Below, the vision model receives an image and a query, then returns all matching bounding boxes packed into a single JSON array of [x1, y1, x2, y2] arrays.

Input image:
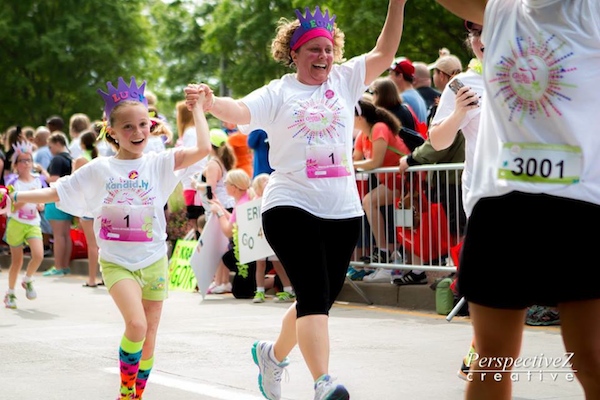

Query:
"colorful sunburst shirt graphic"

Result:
[[490, 33, 577, 123], [289, 94, 345, 144]]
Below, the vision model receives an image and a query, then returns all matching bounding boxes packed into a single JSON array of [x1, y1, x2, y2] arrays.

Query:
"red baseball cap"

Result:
[[389, 57, 415, 77]]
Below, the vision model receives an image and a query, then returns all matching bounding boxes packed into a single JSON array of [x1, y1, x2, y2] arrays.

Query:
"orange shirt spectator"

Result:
[[227, 129, 253, 178]]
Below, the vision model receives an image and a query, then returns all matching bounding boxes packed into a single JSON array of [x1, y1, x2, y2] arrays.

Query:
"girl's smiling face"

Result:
[[109, 103, 151, 160]]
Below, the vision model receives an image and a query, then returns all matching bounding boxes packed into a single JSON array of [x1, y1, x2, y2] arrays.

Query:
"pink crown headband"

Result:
[[97, 76, 148, 125], [290, 6, 336, 51], [11, 140, 33, 165]]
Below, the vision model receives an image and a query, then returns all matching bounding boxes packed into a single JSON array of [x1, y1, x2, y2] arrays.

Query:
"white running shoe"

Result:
[[251, 340, 289, 400]]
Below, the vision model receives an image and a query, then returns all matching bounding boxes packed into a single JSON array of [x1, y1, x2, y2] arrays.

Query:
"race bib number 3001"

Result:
[[498, 142, 582, 184]]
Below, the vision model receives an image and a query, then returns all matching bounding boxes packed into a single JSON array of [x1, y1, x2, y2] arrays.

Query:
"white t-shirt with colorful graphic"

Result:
[[242, 55, 368, 219], [466, 0, 600, 215], [10, 178, 43, 226], [54, 151, 180, 271]]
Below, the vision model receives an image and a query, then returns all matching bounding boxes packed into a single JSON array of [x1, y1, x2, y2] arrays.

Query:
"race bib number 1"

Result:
[[306, 144, 351, 179], [498, 142, 582, 184], [99, 205, 154, 242]]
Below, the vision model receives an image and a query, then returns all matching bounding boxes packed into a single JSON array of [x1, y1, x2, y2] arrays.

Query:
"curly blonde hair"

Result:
[[270, 17, 345, 67]]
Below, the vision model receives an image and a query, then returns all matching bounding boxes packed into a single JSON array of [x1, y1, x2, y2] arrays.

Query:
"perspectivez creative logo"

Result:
[[465, 352, 577, 382]]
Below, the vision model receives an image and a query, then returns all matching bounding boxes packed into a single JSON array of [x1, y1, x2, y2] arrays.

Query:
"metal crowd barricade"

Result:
[[351, 163, 465, 276]]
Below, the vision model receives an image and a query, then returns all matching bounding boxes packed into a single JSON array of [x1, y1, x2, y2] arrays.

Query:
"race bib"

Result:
[[17, 204, 37, 221], [99, 204, 154, 242], [306, 144, 351, 179], [498, 143, 582, 184]]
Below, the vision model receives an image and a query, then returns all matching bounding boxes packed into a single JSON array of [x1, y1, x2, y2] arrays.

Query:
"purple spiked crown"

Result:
[[97, 76, 148, 123], [290, 6, 336, 51], [10, 140, 34, 165]]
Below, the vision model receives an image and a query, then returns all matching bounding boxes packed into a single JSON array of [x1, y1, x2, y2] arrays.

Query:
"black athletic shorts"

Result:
[[459, 191, 600, 309]]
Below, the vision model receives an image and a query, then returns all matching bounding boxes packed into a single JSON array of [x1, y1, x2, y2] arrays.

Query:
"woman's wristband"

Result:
[[12, 191, 18, 203]]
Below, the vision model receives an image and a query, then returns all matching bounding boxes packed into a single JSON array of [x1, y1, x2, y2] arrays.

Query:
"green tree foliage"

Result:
[[332, 0, 470, 64], [200, 0, 293, 97], [0, 0, 155, 132], [0, 0, 471, 134]]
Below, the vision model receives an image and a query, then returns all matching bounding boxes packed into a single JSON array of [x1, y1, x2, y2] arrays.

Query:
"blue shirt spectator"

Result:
[[247, 129, 274, 177]]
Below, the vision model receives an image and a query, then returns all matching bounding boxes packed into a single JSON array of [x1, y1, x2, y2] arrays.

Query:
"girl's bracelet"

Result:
[[12, 191, 18, 203]]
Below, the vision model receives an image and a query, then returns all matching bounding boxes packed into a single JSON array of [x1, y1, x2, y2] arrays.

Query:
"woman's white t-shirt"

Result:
[[242, 55, 368, 219]]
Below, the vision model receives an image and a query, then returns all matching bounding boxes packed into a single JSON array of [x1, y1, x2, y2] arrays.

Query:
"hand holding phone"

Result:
[[449, 79, 478, 106]]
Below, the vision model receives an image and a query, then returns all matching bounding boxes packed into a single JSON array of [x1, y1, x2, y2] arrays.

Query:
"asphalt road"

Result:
[[0, 272, 583, 400]]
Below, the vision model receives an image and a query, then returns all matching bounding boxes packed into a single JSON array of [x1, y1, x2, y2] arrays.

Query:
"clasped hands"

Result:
[[184, 83, 213, 112]]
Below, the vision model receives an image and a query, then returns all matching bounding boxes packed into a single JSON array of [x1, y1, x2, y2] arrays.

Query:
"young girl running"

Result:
[[2, 77, 210, 399], [3, 141, 45, 309]]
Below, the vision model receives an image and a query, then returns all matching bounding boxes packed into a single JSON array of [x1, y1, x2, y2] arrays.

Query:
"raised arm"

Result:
[[175, 86, 212, 170], [435, 0, 486, 25], [364, 0, 408, 85]]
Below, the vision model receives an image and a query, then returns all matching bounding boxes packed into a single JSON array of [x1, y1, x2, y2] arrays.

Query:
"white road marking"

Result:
[[104, 368, 264, 400]]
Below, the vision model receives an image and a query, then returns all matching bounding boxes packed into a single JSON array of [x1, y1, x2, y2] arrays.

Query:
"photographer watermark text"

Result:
[[465, 352, 577, 382]]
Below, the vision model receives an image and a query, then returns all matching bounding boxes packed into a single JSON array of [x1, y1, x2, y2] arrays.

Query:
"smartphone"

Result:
[[206, 185, 213, 200], [449, 79, 478, 106]]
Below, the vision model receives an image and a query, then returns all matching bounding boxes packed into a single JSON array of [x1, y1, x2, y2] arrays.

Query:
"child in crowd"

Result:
[[250, 173, 295, 304], [3, 141, 45, 309], [1, 77, 211, 399]]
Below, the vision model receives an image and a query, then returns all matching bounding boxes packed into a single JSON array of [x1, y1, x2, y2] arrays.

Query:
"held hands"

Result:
[[184, 84, 213, 112]]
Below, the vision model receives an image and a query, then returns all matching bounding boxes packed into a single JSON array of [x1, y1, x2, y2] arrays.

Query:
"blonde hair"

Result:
[[270, 17, 345, 67], [251, 173, 270, 198], [225, 169, 252, 191]]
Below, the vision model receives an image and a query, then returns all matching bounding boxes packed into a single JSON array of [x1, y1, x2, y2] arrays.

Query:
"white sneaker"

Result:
[[362, 268, 392, 283], [314, 375, 349, 400], [251, 340, 289, 400], [21, 279, 37, 300], [211, 282, 232, 294], [206, 282, 217, 294]]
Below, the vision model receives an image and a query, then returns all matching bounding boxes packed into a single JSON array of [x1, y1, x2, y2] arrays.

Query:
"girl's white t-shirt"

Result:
[[10, 178, 43, 225], [54, 151, 180, 271]]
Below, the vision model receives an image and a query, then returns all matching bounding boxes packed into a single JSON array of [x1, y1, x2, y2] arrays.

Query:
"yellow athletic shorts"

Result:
[[100, 256, 169, 301], [5, 218, 42, 247]]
